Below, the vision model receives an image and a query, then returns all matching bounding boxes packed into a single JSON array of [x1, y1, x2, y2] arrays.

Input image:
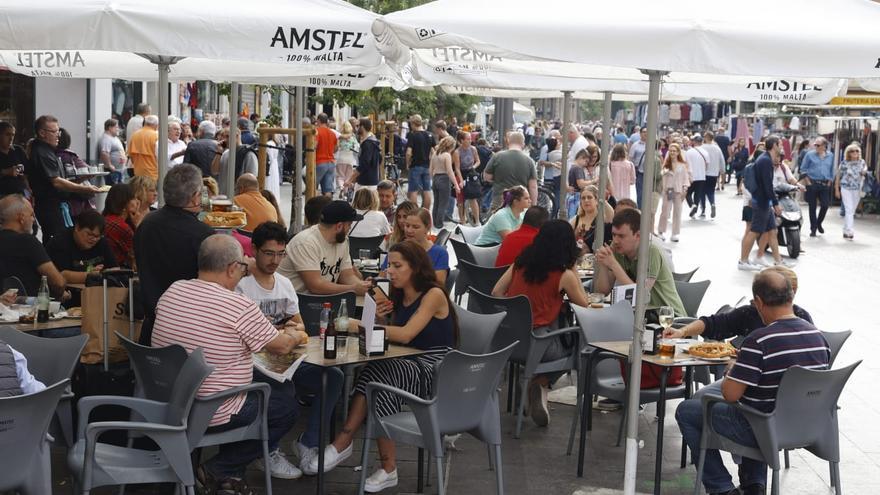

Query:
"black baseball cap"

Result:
[[320, 200, 364, 224]]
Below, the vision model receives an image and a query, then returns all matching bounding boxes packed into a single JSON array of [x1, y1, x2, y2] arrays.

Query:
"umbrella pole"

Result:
[[594, 91, 613, 250], [157, 62, 169, 206], [559, 91, 572, 219], [227, 82, 239, 198], [622, 70, 665, 495], [293, 86, 305, 232]]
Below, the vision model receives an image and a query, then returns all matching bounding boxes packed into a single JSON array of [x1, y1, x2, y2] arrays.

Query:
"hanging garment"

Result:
[[659, 104, 670, 124], [690, 103, 703, 123], [669, 104, 681, 121], [753, 119, 764, 144], [680, 103, 691, 121]]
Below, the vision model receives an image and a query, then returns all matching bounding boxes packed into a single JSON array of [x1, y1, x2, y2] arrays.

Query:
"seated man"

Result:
[[377, 180, 397, 225], [151, 234, 304, 491], [235, 221, 344, 475], [0, 194, 66, 299], [233, 173, 278, 232], [495, 206, 549, 267], [675, 270, 830, 495], [594, 208, 685, 316], [0, 338, 46, 396], [277, 200, 372, 296], [46, 210, 118, 306], [614, 198, 674, 272]]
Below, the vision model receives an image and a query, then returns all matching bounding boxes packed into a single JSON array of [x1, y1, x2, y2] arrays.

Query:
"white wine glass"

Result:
[[658, 306, 675, 332]]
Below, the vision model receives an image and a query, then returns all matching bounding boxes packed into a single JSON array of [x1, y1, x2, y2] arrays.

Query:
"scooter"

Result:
[[775, 183, 803, 258]]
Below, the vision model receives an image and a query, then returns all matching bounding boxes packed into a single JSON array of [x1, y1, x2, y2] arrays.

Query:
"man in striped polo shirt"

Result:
[[676, 269, 830, 495], [152, 234, 305, 493]]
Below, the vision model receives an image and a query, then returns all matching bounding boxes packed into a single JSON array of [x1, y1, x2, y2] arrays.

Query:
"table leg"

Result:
[[653, 367, 670, 495], [577, 352, 593, 477], [316, 368, 327, 495], [681, 367, 694, 469]]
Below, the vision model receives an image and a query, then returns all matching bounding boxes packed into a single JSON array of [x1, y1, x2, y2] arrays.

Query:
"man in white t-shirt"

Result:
[[277, 201, 373, 295], [97, 118, 126, 184], [164, 121, 188, 167], [685, 134, 710, 218], [235, 221, 345, 475]]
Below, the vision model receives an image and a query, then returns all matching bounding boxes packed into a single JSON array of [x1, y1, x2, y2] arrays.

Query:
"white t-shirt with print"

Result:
[[235, 273, 300, 325], [277, 225, 352, 293]]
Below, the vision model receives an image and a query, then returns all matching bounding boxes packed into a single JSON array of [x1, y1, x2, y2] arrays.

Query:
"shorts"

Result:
[[741, 205, 752, 222], [408, 166, 432, 193], [750, 204, 776, 234], [316, 162, 336, 194]]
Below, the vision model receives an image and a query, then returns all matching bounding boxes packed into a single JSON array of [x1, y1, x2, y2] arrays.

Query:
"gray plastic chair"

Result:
[[297, 291, 357, 336], [455, 224, 484, 244], [68, 348, 213, 494], [434, 228, 451, 247], [695, 361, 862, 495], [673, 279, 711, 325], [672, 267, 699, 282], [458, 260, 509, 302], [358, 344, 517, 495], [469, 244, 502, 267], [348, 235, 386, 261], [0, 379, 69, 495], [467, 289, 581, 438], [0, 326, 87, 448], [449, 237, 476, 265], [454, 304, 507, 354], [117, 334, 275, 495]]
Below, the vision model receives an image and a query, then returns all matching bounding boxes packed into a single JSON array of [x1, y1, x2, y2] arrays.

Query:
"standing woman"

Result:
[[336, 121, 360, 197], [609, 143, 636, 200], [429, 136, 459, 230], [453, 130, 481, 226], [474, 185, 530, 246], [835, 143, 867, 240], [730, 137, 749, 195], [324, 241, 458, 492], [570, 185, 614, 254], [658, 143, 691, 242]]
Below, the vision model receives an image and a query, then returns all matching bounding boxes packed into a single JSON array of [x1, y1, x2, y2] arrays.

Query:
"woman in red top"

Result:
[[102, 183, 142, 268], [492, 219, 590, 427]]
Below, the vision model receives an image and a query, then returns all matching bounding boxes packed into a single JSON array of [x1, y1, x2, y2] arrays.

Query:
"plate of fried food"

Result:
[[203, 211, 247, 229], [685, 341, 737, 361]]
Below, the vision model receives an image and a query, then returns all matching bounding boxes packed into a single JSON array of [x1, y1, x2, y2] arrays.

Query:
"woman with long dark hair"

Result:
[[322, 240, 458, 492], [492, 220, 589, 427], [570, 185, 614, 253], [102, 183, 140, 267]]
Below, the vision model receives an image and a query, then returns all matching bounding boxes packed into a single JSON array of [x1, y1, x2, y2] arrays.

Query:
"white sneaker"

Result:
[[294, 438, 318, 475], [364, 468, 399, 493], [308, 442, 352, 474], [253, 449, 303, 479], [670, 235, 679, 242], [751, 257, 770, 267], [737, 260, 760, 271], [774, 259, 795, 267], [658, 233, 666, 241]]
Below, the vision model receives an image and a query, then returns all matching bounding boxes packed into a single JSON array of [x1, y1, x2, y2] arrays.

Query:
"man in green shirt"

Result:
[[483, 131, 538, 211], [594, 208, 686, 316]]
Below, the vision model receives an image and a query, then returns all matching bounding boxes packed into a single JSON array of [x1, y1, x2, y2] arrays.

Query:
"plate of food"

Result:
[[685, 341, 737, 361], [66, 307, 83, 319], [96, 185, 112, 193], [203, 211, 247, 229]]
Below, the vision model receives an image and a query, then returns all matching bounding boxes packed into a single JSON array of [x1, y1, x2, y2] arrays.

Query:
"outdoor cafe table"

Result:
[[578, 340, 731, 495], [11, 317, 81, 336], [301, 335, 429, 495]]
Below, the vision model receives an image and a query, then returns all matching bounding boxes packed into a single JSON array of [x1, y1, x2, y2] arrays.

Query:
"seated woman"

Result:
[[474, 185, 530, 246], [570, 185, 614, 254], [102, 183, 142, 268], [492, 220, 589, 427], [350, 188, 392, 239], [129, 175, 158, 216], [323, 240, 458, 492], [380, 208, 449, 285], [382, 200, 417, 251]]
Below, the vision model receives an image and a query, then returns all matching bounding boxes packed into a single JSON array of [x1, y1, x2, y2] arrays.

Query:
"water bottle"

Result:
[[335, 299, 349, 354], [319, 302, 331, 342], [36, 275, 50, 323]]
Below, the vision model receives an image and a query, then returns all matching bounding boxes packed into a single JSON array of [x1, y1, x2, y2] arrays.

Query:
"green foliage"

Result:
[[347, 0, 431, 14]]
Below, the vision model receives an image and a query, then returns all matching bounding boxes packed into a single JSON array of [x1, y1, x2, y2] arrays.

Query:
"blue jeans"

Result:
[[635, 170, 644, 209], [316, 161, 336, 194], [547, 175, 561, 219], [106, 171, 124, 185], [676, 396, 767, 493], [481, 184, 493, 214], [705, 175, 718, 206], [408, 166, 432, 193], [292, 363, 344, 449]]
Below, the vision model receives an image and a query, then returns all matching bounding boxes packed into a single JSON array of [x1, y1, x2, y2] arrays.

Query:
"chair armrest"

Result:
[[85, 421, 185, 444], [531, 325, 581, 341], [197, 382, 270, 403], [81, 421, 192, 484], [76, 396, 168, 439], [365, 382, 434, 408], [700, 392, 778, 464], [188, 382, 272, 446]]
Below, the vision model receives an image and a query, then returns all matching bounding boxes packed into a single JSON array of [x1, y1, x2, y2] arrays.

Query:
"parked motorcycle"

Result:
[[775, 183, 803, 258]]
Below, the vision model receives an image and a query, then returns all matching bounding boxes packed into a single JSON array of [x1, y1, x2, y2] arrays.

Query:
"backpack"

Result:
[[743, 161, 759, 196]]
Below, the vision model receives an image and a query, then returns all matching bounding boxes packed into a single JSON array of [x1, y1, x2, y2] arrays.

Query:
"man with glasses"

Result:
[[46, 209, 117, 306], [235, 221, 344, 477], [26, 115, 99, 243], [799, 137, 834, 237]]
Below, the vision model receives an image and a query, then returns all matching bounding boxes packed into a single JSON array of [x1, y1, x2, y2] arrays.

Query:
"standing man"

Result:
[[26, 115, 98, 243], [314, 113, 338, 198], [405, 115, 436, 210], [344, 118, 381, 191], [628, 127, 648, 208], [239, 117, 256, 146], [739, 136, 786, 270], [129, 115, 159, 180], [685, 134, 709, 218], [799, 137, 834, 237], [134, 163, 214, 345], [483, 131, 538, 212], [714, 127, 731, 185], [164, 121, 187, 168], [125, 103, 151, 179], [703, 131, 726, 219], [97, 119, 126, 185], [184, 120, 219, 178], [0, 122, 29, 197]]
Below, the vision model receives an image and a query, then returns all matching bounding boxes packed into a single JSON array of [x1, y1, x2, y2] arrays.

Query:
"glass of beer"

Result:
[[658, 339, 676, 359], [589, 293, 604, 308]]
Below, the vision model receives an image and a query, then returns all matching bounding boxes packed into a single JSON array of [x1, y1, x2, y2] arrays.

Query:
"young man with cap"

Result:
[[277, 200, 373, 295]]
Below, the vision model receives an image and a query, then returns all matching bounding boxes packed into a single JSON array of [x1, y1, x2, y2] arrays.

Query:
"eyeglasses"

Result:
[[231, 261, 249, 276], [41, 128, 60, 134], [259, 249, 286, 259]]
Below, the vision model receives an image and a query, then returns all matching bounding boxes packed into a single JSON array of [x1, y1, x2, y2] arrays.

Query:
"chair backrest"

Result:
[[448, 237, 475, 265], [434, 228, 451, 247], [674, 279, 711, 317], [456, 224, 483, 244], [0, 379, 69, 491], [458, 260, 508, 298], [162, 348, 213, 426], [773, 361, 861, 448], [672, 267, 699, 282], [469, 244, 501, 267], [0, 326, 87, 385], [434, 343, 517, 435], [296, 292, 357, 336], [466, 289, 532, 363], [822, 330, 852, 367], [445, 268, 459, 295], [118, 332, 190, 402], [571, 302, 635, 344], [348, 235, 386, 260], [454, 305, 507, 354]]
